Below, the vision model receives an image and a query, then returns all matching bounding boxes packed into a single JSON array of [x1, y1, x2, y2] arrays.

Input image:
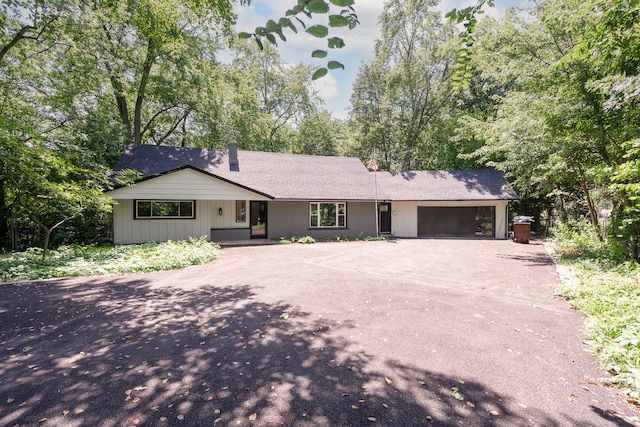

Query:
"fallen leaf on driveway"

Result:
[[451, 390, 464, 401]]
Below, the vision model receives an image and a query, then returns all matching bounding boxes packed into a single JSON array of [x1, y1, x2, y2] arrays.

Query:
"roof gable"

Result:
[[106, 167, 271, 200]]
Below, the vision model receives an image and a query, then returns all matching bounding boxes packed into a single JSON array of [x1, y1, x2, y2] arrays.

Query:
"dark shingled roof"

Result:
[[112, 144, 518, 201], [113, 143, 376, 200], [375, 170, 519, 201]]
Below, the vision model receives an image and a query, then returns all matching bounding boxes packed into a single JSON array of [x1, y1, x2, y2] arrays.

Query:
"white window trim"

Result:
[[135, 200, 195, 219], [309, 202, 347, 228]]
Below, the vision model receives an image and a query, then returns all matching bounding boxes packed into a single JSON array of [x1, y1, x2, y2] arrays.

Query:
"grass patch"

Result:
[[551, 227, 640, 404], [0, 237, 220, 282]]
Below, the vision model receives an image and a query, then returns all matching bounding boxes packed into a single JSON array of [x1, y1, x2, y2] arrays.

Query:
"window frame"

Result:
[[235, 200, 247, 223], [309, 202, 347, 228], [134, 200, 196, 219]]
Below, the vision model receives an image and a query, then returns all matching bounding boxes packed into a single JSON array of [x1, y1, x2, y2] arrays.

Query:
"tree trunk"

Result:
[[101, 25, 133, 142], [42, 228, 51, 260], [0, 177, 8, 246], [575, 166, 600, 239], [134, 38, 156, 144]]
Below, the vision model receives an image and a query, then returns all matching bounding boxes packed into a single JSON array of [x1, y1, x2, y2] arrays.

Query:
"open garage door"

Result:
[[418, 207, 495, 238]]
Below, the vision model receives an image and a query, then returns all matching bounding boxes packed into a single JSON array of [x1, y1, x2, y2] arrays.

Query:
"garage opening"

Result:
[[418, 206, 495, 238]]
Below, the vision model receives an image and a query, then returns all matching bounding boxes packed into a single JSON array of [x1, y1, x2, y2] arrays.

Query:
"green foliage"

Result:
[[279, 235, 316, 244], [349, 0, 459, 171], [240, 0, 359, 79], [225, 41, 322, 152], [456, 0, 640, 260], [556, 253, 640, 403], [445, 0, 495, 89], [551, 222, 626, 266], [0, 237, 219, 282]]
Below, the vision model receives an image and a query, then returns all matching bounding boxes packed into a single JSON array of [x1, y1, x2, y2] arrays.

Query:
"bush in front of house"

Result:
[[0, 236, 219, 282]]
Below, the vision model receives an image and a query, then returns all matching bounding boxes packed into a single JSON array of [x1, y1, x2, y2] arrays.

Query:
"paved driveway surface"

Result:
[[1, 239, 639, 426]]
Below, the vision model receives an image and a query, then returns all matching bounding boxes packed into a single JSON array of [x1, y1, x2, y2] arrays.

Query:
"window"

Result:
[[475, 206, 495, 237], [235, 200, 246, 223], [135, 200, 195, 219], [310, 202, 346, 228]]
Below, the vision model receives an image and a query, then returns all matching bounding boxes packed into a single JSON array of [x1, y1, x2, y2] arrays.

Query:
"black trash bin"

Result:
[[513, 216, 534, 244]]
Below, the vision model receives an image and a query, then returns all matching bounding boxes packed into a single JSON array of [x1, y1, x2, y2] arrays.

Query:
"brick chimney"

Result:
[[228, 142, 239, 171]]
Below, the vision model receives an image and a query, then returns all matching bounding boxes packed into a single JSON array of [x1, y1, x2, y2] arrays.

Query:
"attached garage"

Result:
[[376, 170, 518, 239]]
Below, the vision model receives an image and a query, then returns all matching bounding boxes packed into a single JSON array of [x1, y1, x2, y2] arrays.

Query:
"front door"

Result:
[[250, 201, 267, 238], [379, 203, 391, 234]]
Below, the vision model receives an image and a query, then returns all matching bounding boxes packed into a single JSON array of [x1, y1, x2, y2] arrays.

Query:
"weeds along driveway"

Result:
[[1, 239, 638, 426]]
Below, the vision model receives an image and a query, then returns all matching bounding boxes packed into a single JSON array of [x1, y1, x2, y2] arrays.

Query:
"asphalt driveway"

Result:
[[1, 239, 639, 426]]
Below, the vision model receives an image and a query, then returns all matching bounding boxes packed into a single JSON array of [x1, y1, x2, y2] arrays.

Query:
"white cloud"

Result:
[[312, 71, 339, 102]]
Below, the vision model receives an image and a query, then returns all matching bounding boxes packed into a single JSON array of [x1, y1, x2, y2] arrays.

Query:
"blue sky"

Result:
[[234, 0, 532, 119]]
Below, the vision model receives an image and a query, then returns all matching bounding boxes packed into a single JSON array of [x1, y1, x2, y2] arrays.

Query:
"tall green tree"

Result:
[[68, 0, 243, 146], [294, 110, 338, 155], [457, 0, 640, 257], [349, 0, 457, 171], [226, 41, 321, 152]]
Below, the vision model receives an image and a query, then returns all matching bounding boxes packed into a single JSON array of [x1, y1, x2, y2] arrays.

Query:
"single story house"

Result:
[[106, 143, 518, 244]]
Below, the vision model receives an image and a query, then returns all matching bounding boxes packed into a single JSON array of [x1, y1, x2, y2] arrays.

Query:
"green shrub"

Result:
[[0, 236, 219, 282], [551, 222, 626, 266], [279, 236, 315, 244], [297, 236, 315, 244]]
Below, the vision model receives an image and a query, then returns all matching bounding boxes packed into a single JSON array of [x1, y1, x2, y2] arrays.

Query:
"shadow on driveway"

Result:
[[0, 242, 637, 426]]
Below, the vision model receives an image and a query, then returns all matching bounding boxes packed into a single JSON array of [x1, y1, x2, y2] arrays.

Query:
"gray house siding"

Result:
[[268, 201, 378, 240], [211, 228, 251, 241]]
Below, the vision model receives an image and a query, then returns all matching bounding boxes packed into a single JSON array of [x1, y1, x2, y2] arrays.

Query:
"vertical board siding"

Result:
[[107, 169, 269, 200], [113, 199, 214, 244]]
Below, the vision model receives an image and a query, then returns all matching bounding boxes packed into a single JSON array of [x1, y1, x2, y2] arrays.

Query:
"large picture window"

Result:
[[136, 200, 195, 219], [310, 202, 346, 228]]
